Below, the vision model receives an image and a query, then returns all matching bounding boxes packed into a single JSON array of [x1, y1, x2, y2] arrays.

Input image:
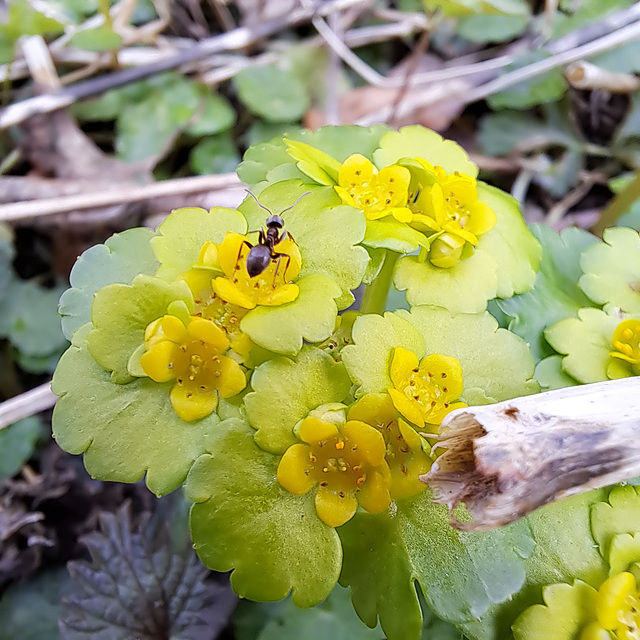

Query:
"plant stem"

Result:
[[591, 169, 640, 237], [360, 251, 399, 315]]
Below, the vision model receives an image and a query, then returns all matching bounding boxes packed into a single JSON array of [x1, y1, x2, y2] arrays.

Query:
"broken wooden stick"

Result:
[[421, 378, 640, 531]]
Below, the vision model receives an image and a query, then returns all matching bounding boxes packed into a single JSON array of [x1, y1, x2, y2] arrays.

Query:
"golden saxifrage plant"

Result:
[[53, 125, 640, 640]]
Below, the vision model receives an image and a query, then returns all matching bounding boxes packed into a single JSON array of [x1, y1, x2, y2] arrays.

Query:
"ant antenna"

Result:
[[244, 189, 273, 216], [278, 191, 311, 215]]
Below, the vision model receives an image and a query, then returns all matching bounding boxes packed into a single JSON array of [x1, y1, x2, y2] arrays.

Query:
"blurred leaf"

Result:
[[234, 66, 310, 123], [0, 236, 14, 302], [614, 94, 640, 143], [552, 0, 634, 39], [488, 52, 567, 110], [72, 89, 123, 121], [131, 0, 157, 24], [68, 25, 122, 51], [497, 225, 599, 362], [532, 148, 583, 197], [0, 417, 42, 480], [590, 40, 640, 74], [616, 201, 640, 230], [186, 90, 235, 136], [0, 568, 73, 640], [424, 0, 529, 16], [190, 134, 240, 174], [246, 121, 298, 147], [60, 503, 236, 640], [17, 349, 63, 374], [50, 0, 98, 22], [457, 14, 529, 42], [0, 280, 68, 357], [116, 73, 200, 162], [0, 1, 65, 40], [478, 111, 576, 155], [234, 600, 286, 640]]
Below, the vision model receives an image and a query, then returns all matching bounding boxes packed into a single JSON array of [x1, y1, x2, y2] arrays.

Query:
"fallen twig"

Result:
[[0, 383, 57, 430], [421, 378, 640, 531]]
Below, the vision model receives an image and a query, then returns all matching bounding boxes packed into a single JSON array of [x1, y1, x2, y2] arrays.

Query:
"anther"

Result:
[[335, 441, 345, 450]]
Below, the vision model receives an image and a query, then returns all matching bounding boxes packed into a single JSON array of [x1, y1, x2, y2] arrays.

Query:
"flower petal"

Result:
[[216, 356, 247, 398], [170, 383, 218, 421], [213, 276, 257, 309], [140, 341, 178, 383], [299, 416, 339, 443], [388, 388, 425, 428], [315, 485, 358, 528], [390, 347, 419, 390], [188, 316, 230, 351], [357, 468, 391, 514], [341, 420, 386, 466], [338, 154, 375, 189], [277, 443, 315, 494]]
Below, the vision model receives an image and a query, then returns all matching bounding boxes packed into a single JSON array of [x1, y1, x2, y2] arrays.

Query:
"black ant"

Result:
[[239, 191, 310, 281]]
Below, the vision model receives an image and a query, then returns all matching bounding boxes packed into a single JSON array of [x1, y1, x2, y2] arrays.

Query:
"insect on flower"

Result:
[[240, 191, 310, 280]]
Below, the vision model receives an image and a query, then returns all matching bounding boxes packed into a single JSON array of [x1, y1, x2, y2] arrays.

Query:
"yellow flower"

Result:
[[334, 154, 413, 223], [277, 415, 392, 528], [387, 346, 466, 430], [347, 393, 432, 500], [212, 231, 302, 310], [140, 314, 246, 421], [180, 259, 252, 359], [585, 571, 640, 639], [610, 319, 640, 367]]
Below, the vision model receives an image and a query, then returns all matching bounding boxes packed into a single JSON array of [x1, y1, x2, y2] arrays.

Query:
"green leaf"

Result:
[[373, 126, 478, 177], [511, 581, 597, 640], [544, 307, 625, 383], [591, 485, 640, 562], [116, 73, 200, 162], [0, 569, 73, 640], [580, 227, 640, 313], [0, 1, 64, 40], [68, 25, 122, 51], [190, 134, 240, 174], [258, 585, 385, 640], [234, 66, 310, 123], [186, 418, 342, 607], [0, 417, 42, 480], [424, 0, 530, 16], [85, 274, 193, 383], [152, 206, 247, 282], [393, 250, 499, 314], [363, 218, 429, 254], [59, 227, 159, 341], [239, 181, 368, 308], [488, 52, 567, 110], [186, 90, 235, 136], [0, 235, 15, 301], [457, 14, 529, 43], [53, 324, 217, 496], [60, 503, 234, 640], [0, 280, 68, 357], [244, 346, 352, 454], [341, 491, 534, 639], [238, 125, 389, 193], [402, 306, 538, 404], [240, 274, 341, 356], [498, 225, 599, 362], [534, 355, 579, 391], [245, 121, 299, 147], [342, 312, 425, 394], [72, 89, 123, 122]]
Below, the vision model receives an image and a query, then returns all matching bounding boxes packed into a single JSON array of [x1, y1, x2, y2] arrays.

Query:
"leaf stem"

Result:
[[360, 251, 399, 315]]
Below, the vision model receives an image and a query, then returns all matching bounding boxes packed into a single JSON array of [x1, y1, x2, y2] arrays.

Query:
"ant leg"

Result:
[[234, 240, 255, 277], [272, 252, 292, 284], [274, 229, 295, 246]]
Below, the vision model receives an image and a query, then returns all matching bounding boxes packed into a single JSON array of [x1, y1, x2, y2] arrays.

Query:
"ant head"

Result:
[[265, 214, 284, 229]]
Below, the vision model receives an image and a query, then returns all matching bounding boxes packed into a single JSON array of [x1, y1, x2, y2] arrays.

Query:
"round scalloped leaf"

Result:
[[580, 227, 640, 313], [474, 183, 542, 299], [240, 274, 341, 356], [238, 181, 368, 308], [534, 355, 579, 391], [401, 306, 538, 404], [52, 325, 216, 496], [237, 125, 389, 193], [341, 312, 425, 394], [393, 250, 499, 314], [86, 275, 193, 383], [511, 581, 597, 640], [609, 532, 640, 575], [544, 307, 624, 383], [185, 418, 341, 607], [59, 228, 159, 341], [244, 347, 352, 454], [591, 485, 640, 562], [362, 218, 429, 254], [498, 225, 598, 362], [152, 207, 247, 281], [340, 491, 534, 638], [373, 126, 478, 176]]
